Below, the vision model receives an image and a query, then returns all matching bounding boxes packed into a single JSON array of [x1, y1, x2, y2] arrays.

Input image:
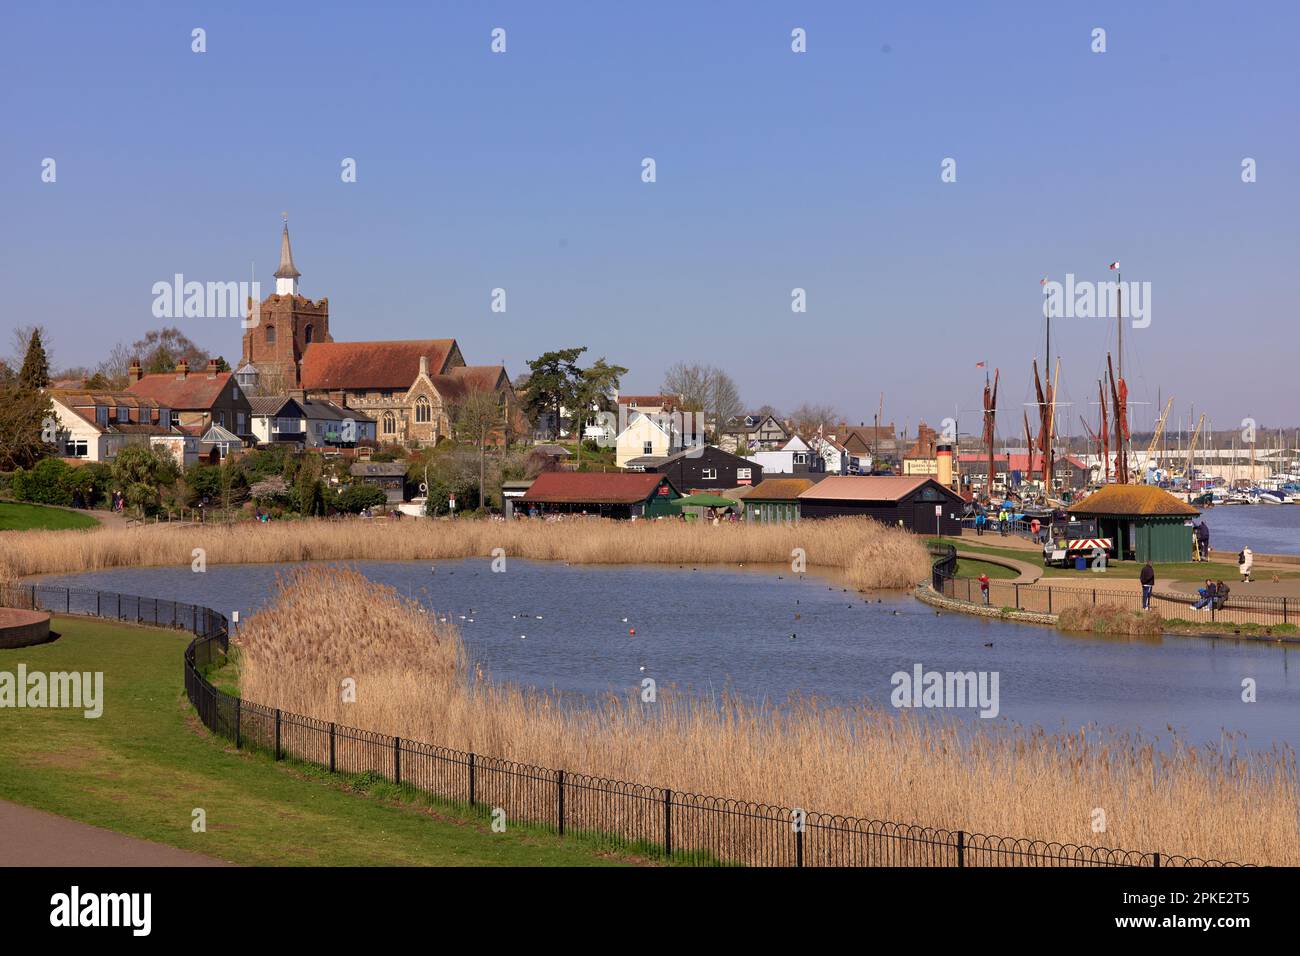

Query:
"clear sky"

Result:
[[2, 1, 1297, 441]]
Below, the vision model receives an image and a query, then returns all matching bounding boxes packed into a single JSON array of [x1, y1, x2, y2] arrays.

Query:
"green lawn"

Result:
[[954, 558, 1018, 580], [0, 501, 100, 531], [0, 616, 626, 866]]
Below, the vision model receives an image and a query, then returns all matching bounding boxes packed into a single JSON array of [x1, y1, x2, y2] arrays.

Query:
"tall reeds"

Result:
[[0, 516, 932, 590], [237, 568, 1299, 866]]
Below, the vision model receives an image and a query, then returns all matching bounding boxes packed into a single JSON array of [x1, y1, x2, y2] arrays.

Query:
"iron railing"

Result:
[[7, 580, 1250, 867]]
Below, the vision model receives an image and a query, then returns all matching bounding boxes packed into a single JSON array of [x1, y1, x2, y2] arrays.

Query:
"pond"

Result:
[[35, 558, 1300, 751], [1198, 504, 1300, 557]]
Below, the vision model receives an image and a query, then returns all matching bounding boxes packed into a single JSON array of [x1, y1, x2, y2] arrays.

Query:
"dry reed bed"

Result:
[[238, 568, 1299, 866], [0, 517, 931, 590]]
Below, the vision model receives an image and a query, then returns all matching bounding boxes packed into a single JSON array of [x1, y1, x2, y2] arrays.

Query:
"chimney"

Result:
[[128, 359, 142, 384], [419, 355, 429, 377], [207, 358, 219, 380], [176, 359, 189, 381]]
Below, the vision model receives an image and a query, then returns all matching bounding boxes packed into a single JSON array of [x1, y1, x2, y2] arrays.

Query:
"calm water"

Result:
[[1198, 504, 1300, 556], [36, 559, 1300, 751]]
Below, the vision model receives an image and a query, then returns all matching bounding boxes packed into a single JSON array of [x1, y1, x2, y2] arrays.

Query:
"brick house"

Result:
[[127, 359, 254, 443]]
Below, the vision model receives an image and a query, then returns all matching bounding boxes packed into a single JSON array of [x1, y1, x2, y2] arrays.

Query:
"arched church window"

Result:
[[304, 324, 313, 344], [415, 396, 431, 423], [383, 412, 396, 435], [265, 325, 276, 344]]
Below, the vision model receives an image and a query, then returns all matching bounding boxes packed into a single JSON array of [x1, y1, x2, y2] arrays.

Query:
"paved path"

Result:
[[955, 550, 1041, 583], [0, 799, 230, 867]]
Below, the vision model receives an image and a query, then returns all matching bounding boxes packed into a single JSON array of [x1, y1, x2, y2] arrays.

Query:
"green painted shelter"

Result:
[[1066, 485, 1200, 562], [738, 478, 814, 523]]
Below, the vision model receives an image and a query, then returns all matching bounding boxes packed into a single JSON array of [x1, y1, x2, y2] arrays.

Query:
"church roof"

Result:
[[274, 223, 300, 279], [449, 365, 508, 391], [300, 339, 459, 390]]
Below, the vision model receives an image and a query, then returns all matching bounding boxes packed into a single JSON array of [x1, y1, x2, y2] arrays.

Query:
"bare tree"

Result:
[[789, 402, 841, 437], [451, 388, 506, 511], [661, 363, 743, 436]]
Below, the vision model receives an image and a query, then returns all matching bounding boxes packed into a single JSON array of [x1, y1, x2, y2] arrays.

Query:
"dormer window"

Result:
[[117, 406, 129, 423], [96, 405, 108, 426], [159, 408, 171, 428]]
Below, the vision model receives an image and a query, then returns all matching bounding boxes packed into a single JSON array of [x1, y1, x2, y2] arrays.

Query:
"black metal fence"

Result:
[[929, 548, 1296, 628], [8, 580, 1250, 867]]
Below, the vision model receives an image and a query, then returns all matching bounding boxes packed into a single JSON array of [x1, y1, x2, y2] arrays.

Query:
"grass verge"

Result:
[[0, 501, 100, 532], [0, 615, 627, 866]]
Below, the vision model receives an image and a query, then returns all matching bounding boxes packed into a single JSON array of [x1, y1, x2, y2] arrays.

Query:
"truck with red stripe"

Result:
[[1042, 518, 1113, 568]]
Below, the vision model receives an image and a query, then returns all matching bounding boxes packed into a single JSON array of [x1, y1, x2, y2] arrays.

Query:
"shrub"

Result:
[[11, 457, 72, 505], [1056, 604, 1164, 636], [337, 482, 389, 514]]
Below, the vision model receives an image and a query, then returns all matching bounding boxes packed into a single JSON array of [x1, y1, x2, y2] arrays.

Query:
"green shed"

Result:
[[1066, 485, 1200, 563], [739, 478, 813, 524]]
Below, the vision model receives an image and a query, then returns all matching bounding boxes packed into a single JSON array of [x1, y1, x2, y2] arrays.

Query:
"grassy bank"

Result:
[[0, 516, 932, 591], [0, 615, 624, 866], [235, 568, 1298, 866], [929, 536, 1300, 583], [0, 501, 99, 532]]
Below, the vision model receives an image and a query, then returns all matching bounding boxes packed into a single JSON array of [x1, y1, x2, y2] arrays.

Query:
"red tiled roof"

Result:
[[127, 371, 237, 410], [300, 339, 458, 390], [797, 475, 938, 502], [522, 472, 676, 504], [450, 365, 508, 392]]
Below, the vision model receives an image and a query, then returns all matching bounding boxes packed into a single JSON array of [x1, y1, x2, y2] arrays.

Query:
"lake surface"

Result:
[[1198, 504, 1300, 556], [36, 559, 1300, 752]]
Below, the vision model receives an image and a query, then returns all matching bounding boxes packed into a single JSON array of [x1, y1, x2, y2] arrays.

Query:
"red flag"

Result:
[[975, 361, 986, 368]]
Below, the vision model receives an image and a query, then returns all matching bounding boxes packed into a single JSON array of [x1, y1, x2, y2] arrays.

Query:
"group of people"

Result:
[[972, 509, 1012, 537], [1192, 578, 1231, 611]]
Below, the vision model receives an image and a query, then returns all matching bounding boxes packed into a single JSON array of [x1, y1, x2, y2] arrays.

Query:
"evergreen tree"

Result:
[[19, 329, 50, 390]]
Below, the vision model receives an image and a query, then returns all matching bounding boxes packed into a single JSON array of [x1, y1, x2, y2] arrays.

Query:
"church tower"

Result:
[[238, 218, 331, 392]]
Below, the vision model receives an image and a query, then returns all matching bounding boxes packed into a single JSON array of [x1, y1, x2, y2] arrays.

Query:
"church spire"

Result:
[[274, 214, 300, 295]]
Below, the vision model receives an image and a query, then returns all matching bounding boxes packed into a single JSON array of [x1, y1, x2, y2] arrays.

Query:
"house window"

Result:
[[794, 453, 807, 465], [216, 411, 226, 427], [95, 405, 108, 426], [383, 412, 396, 435], [117, 406, 129, 423], [643, 441, 653, 455], [415, 396, 431, 423], [702, 468, 717, 480], [737, 467, 751, 480], [159, 408, 170, 428], [64, 439, 88, 458], [236, 412, 246, 434], [265, 325, 276, 344]]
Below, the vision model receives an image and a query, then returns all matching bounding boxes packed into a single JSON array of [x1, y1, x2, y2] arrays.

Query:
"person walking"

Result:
[[1139, 561, 1155, 611], [1239, 545, 1254, 583], [975, 510, 986, 536], [1197, 522, 1210, 561], [978, 572, 991, 606]]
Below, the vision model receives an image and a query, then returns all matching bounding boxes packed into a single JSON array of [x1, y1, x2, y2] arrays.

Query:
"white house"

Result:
[[615, 409, 706, 468], [248, 395, 376, 448], [46, 390, 199, 466], [746, 435, 826, 476], [814, 436, 864, 475]]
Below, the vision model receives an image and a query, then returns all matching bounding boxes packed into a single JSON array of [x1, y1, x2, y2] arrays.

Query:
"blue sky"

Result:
[[2, 1, 1297, 440]]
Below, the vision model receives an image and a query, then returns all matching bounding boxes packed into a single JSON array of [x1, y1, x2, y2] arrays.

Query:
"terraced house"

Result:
[[238, 223, 522, 446]]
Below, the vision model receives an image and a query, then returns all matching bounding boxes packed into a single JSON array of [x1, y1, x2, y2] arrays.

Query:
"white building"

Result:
[[247, 395, 375, 448], [46, 390, 199, 466]]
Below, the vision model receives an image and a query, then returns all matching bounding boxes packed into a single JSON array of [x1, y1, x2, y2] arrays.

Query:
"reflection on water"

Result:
[[37, 558, 1299, 750]]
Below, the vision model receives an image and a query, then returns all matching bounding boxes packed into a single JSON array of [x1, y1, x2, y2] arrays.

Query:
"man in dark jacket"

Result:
[[1140, 561, 1155, 610], [1195, 522, 1210, 561]]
